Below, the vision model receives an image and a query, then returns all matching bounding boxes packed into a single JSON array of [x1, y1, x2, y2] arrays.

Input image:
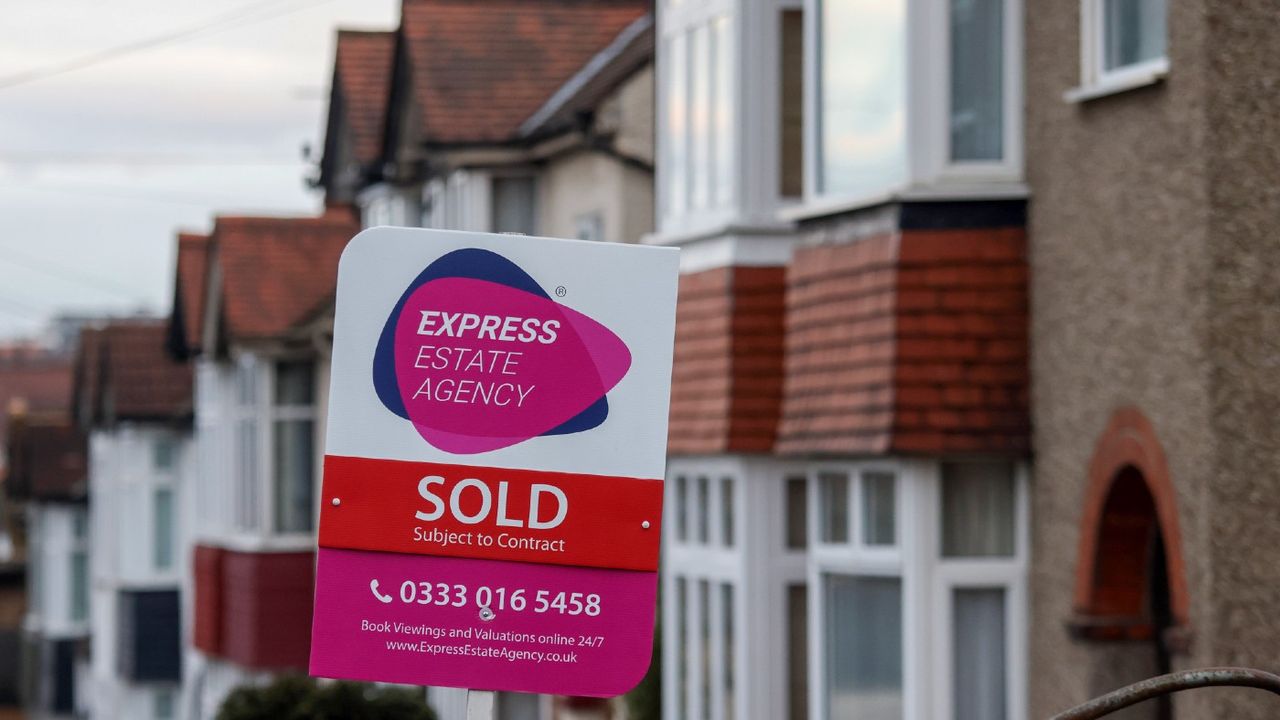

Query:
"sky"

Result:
[[0, 0, 399, 340]]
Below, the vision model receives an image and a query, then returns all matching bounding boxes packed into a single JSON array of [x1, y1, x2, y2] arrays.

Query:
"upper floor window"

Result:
[[1075, 0, 1167, 97], [273, 360, 316, 535], [807, 0, 1020, 206], [660, 8, 734, 228]]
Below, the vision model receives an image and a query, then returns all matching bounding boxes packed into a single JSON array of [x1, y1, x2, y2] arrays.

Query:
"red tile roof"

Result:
[[335, 30, 396, 164], [0, 346, 71, 450], [99, 320, 192, 420], [401, 0, 647, 144], [171, 232, 209, 355], [211, 209, 359, 342], [5, 415, 87, 502]]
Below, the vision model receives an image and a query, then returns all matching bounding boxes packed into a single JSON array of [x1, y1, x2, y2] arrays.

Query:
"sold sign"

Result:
[[309, 228, 678, 697]]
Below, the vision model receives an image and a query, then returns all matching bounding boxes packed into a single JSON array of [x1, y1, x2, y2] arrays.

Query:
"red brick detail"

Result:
[[778, 228, 1029, 455], [1073, 408, 1189, 634], [192, 545, 225, 656], [668, 266, 786, 455], [221, 550, 316, 671]]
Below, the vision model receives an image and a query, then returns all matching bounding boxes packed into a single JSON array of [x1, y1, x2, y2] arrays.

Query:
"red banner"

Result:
[[317, 455, 663, 572]]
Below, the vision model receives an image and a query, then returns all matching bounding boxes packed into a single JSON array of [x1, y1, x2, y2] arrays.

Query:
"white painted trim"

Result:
[[1064, 58, 1168, 102], [672, 232, 799, 273], [1071, 0, 1169, 103]]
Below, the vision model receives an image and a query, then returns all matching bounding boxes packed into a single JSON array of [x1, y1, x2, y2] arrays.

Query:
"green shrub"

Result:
[[216, 675, 436, 720]]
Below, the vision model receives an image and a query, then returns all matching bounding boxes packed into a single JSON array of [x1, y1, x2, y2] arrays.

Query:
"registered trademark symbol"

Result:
[[555, 286, 567, 297]]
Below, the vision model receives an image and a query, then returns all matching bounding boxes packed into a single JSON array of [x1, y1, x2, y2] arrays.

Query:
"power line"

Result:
[[0, 0, 340, 91], [0, 246, 148, 301], [0, 152, 302, 168]]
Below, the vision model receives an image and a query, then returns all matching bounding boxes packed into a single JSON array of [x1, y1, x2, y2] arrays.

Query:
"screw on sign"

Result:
[[308, 227, 679, 713]]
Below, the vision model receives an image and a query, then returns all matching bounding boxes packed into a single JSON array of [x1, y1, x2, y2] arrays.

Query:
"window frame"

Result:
[[1070, 0, 1169, 101], [807, 459, 1029, 720], [800, 0, 1024, 215]]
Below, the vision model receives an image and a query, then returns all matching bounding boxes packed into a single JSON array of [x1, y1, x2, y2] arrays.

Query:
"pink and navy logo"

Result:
[[372, 249, 631, 455]]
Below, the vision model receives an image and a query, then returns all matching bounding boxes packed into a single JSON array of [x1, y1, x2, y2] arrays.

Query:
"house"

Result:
[[1025, 1, 1280, 719], [652, 0, 1028, 719], [319, 0, 654, 244], [167, 209, 359, 720], [74, 320, 194, 720], [6, 413, 89, 720], [0, 344, 72, 712]]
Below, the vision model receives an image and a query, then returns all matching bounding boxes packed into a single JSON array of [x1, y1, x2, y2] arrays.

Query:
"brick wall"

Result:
[[668, 266, 786, 455], [778, 227, 1029, 455]]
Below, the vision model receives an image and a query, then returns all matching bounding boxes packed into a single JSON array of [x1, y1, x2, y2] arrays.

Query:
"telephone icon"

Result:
[[370, 579, 393, 604]]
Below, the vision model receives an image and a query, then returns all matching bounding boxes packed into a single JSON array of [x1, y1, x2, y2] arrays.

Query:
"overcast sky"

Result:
[[0, 0, 398, 340]]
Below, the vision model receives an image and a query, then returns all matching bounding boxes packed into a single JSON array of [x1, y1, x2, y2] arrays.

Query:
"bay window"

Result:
[[809, 460, 1026, 720], [804, 0, 1021, 207]]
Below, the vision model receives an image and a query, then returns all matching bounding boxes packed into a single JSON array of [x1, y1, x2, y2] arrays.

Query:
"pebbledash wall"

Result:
[[1026, 0, 1280, 718]]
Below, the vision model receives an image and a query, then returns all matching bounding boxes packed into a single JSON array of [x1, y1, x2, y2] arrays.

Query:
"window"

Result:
[[787, 584, 809, 720], [824, 575, 903, 720], [785, 476, 808, 550], [574, 212, 603, 243], [1077, 0, 1168, 95], [490, 176, 537, 234], [153, 435, 176, 472], [272, 361, 316, 534], [154, 687, 175, 720], [676, 577, 689, 717], [861, 471, 895, 546], [779, 9, 805, 197], [660, 11, 734, 226], [816, 0, 908, 199], [950, 0, 1005, 161], [720, 477, 735, 548], [818, 472, 849, 544], [70, 509, 89, 623], [699, 580, 712, 720], [721, 583, 736, 720], [233, 355, 260, 533], [674, 476, 689, 543], [953, 588, 1007, 720], [153, 486, 175, 570], [696, 476, 710, 545], [941, 461, 1015, 557]]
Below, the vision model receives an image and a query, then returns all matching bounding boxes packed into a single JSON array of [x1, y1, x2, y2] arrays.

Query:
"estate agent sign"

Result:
[[309, 227, 679, 697]]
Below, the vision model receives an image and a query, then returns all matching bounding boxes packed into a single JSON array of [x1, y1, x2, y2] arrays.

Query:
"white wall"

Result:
[[25, 503, 88, 640]]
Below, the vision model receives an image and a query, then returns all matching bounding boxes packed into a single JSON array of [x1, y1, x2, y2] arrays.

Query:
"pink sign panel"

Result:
[[310, 549, 656, 697]]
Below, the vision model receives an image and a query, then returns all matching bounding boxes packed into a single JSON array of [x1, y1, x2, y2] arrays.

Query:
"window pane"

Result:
[[787, 584, 809, 720], [274, 361, 314, 405], [861, 471, 895, 546], [677, 577, 689, 718], [153, 487, 174, 570], [824, 575, 902, 720], [713, 15, 733, 207], [691, 24, 711, 210], [954, 589, 1007, 720], [942, 462, 1015, 557], [234, 418, 258, 532], [721, 477, 735, 547], [273, 419, 315, 533], [153, 436, 176, 472], [665, 35, 689, 218], [697, 476, 710, 544], [155, 688, 175, 720], [1104, 0, 1166, 71], [70, 550, 88, 622], [491, 176, 537, 234], [779, 9, 805, 197], [699, 580, 711, 720], [818, 472, 849, 544], [785, 476, 808, 550], [950, 0, 1004, 161], [675, 476, 689, 542], [722, 583, 736, 720], [818, 0, 908, 198]]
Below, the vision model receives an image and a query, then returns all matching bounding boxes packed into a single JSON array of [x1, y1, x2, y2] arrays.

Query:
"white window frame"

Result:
[[226, 351, 318, 551], [800, 0, 1024, 216], [658, 0, 738, 236], [806, 459, 1028, 720], [1067, 0, 1168, 102]]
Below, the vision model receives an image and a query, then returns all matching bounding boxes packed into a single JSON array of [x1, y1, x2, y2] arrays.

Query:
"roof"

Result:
[[335, 30, 396, 165], [210, 208, 359, 342], [76, 320, 193, 425], [401, 0, 647, 145], [168, 232, 209, 358], [5, 415, 87, 503], [518, 13, 654, 138], [0, 346, 71, 452]]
